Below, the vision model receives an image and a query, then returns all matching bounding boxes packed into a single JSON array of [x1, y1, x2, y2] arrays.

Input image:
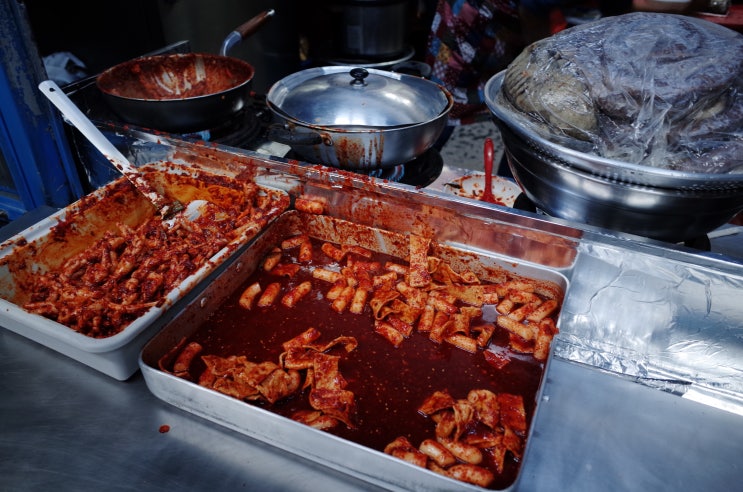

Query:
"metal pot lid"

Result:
[[267, 66, 452, 128]]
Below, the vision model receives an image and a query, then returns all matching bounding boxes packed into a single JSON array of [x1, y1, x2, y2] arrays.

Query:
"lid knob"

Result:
[[349, 68, 369, 87]]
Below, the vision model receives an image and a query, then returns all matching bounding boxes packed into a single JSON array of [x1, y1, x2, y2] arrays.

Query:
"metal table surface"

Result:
[[2, 198, 743, 491], [3, 324, 743, 492]]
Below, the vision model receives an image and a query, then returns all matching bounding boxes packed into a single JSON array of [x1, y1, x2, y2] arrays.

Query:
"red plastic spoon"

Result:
[[482, 137, 496, 204]]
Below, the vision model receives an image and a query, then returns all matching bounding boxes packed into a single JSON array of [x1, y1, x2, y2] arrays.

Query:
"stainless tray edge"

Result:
[[139, 211, 569, 491]]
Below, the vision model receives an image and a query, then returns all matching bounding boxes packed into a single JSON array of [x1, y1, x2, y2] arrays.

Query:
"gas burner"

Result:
[[286, 148, 444, 188], [364, 148, 444, 188], [182, 109, 260, 146]]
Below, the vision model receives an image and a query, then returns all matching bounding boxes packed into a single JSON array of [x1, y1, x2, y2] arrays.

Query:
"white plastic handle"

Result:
[[38, 79, 169, 211]]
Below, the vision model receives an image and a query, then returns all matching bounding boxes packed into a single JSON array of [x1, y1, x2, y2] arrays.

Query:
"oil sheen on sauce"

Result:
[[181, 237, 546, 489]]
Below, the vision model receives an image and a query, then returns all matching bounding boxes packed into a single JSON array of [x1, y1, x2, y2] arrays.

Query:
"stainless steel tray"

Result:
[[140, 210, 569, 491]]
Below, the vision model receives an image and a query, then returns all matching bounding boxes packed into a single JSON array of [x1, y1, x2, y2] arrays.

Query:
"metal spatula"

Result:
[[39, 80, 184, 218]]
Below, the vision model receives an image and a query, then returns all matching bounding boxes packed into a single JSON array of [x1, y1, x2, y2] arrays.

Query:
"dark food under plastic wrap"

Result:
[[501, 12, 743, 174]]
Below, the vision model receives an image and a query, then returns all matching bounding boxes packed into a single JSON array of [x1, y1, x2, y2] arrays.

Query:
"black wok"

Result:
[[96, 10, 273, 133]]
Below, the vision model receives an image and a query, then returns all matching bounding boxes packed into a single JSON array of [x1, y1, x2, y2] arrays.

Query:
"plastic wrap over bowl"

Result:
[[485, 71, 743, 242], [483, 12, 743, 242]]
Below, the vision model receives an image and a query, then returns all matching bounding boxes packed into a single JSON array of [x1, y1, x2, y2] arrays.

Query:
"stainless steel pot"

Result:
[[266, 66, 453, 169], [330, 0, 409, 58]]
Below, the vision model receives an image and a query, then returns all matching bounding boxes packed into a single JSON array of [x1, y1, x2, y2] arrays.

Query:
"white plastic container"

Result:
[[0, 163, 288, 380]]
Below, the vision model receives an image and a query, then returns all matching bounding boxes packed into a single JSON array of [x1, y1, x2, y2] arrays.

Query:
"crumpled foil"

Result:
[[555, 240, 743, 415]]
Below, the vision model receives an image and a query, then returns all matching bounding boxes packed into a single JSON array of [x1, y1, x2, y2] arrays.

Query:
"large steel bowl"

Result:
[[484, 72, 743, 242]]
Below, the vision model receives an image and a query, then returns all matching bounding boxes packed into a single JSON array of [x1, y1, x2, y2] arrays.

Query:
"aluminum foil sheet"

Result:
[[557, 241, 743, 414]]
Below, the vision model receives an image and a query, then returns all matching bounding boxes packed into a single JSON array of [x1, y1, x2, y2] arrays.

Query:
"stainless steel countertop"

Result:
[[2, 125, 743, 490], [2, 201, 743, 491], [3, 325, 742, 491]]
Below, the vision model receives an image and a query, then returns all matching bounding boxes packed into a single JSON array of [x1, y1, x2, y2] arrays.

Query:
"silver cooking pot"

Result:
[[266, 66, 452, 170]]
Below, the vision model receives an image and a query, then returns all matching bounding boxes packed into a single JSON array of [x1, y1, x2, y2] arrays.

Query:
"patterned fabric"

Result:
[[425, 0, 524, 124]]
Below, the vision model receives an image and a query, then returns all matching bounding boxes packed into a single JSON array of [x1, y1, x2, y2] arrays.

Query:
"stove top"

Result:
[[174, 92, 446, 188], [59, 55, 742, 261], [180, 100, 269, 148], [65, 72, 448, 192], [281, 146, 444, 188]]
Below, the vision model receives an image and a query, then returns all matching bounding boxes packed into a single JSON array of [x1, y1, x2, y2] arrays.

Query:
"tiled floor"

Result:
[[438, 121, 505, 173]]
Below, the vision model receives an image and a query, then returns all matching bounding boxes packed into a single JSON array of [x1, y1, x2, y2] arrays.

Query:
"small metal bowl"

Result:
[[484, 72, 743, 242]]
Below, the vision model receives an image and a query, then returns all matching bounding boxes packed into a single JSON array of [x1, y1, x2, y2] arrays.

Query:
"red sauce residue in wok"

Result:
[[98, 53, 254, 100]]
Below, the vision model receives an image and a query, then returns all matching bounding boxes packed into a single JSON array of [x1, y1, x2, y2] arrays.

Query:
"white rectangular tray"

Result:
[[0, 162, 288, 380]]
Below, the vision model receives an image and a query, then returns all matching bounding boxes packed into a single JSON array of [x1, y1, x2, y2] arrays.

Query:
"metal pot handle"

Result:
[[220, 9, 275, 56], [267, 123, 325, 146]]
